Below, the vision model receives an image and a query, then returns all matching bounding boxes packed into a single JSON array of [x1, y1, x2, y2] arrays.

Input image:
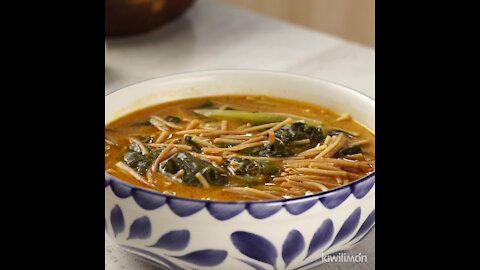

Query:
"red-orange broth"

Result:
[[105, 95, 375, 200]]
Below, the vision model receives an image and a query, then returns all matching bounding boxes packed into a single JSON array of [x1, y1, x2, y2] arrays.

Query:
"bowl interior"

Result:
[[105, 70, 375, 133]]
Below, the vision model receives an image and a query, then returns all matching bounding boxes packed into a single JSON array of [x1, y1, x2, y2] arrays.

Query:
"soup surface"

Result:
[[105, 95, 375, 201]]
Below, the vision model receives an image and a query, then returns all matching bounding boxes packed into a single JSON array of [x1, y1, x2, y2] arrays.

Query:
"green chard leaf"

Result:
[[160, 152, 228, 187], [336, 145, 363, 157], [165, 115, 182, 124], [241, 122, 325, 157], [123, 149, 161, 175], [225, 157, 280, 177]]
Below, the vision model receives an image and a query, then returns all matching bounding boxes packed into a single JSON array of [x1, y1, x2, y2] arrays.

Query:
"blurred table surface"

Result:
[[105, 0, 375, 269]]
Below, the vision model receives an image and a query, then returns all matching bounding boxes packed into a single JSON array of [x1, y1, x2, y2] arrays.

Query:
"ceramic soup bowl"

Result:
[[105, 70, 375, 270]]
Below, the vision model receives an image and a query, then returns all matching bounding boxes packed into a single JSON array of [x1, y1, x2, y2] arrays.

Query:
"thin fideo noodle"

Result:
[[105, 95, 375, 201]]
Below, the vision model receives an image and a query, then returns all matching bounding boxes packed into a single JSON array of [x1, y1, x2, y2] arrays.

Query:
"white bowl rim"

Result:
[[105, 69, 375, 204], [106, 68, 375, 103]]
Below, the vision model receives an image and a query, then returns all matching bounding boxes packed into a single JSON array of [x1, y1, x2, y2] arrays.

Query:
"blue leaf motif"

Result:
[[207, 203, 245, 221], [329, 207, 361, 248], [171, 250, 228, 266], [110, 181, 132, 198], [110, 205, 125, 237], [285, 199, 317, 215], [352, 176, 375, 199], [247, 203, 282, 219], [105, 175, 111, 188], [132, 189, 167, 210], [237, 258, 267, 270], [168, 198, 205, 217], [305, 219, 334, 259], [349, 209, 375, 244], [122, 245, 185, 270], [282, 230, 305, 267], [319, 188, 351, 209], [150, 230, 190, 251], [128, 216, 151, 240], [231, 231, 277, 267]]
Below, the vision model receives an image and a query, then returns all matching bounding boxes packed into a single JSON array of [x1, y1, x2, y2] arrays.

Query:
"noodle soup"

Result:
[[105, 95, 375, 201]]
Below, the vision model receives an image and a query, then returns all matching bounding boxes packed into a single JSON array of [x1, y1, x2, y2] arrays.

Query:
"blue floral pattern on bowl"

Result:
[[105, 172, 375, 269]]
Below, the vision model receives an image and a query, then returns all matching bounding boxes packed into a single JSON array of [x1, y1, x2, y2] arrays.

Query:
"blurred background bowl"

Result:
[[105, 0, 195, 37]]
